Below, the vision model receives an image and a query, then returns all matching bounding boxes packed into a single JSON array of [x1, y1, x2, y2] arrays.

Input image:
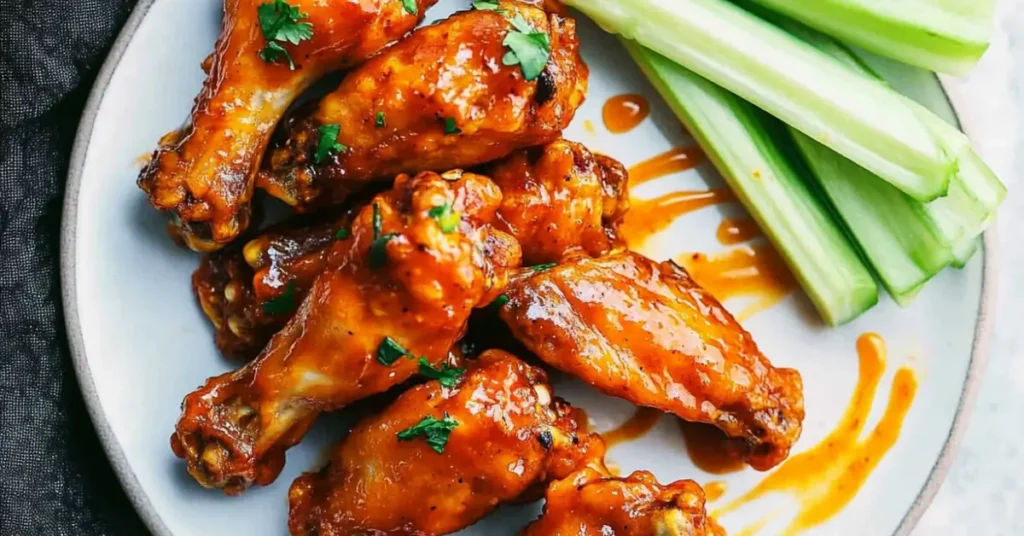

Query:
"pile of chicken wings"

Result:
[[141, 0, 805, 533]]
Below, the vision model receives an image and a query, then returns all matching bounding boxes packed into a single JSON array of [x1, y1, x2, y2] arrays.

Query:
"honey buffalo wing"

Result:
[[288, 350, 605, 535], [171, 171, 521, 493], [499, 251, 805, 470], [521, 468, 725, 536], [259, 2, 588, 210], [139, 0, 436, 251]]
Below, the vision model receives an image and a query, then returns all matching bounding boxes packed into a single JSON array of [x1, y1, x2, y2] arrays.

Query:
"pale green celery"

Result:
[[564, 0, 954, 201], [745, 0, 995, 76], [790, 131, 952, 300], [953, 237, 981, 269], [626, 42, 878, 325]]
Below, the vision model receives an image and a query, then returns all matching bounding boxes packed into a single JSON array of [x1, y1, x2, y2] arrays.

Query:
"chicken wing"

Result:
[[288, 349, 605, 536], [486, 140, 630, 265], [258, 2, 588, 211], [139, 0, 436, 251], [499, 252, 804, 470], [521, 468, 725, 536], [171, 170, 521, 494]]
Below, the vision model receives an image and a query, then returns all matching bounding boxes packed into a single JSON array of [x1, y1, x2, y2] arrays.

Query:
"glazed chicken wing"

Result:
[[289, 350, 605, 536], [521, 468, 724, 536], [139, 0, 436, 251], [259, 2, 588, 210], [171, 171, 521, 494], [499, 251, 804, 470], [486, 140, 630, 265]]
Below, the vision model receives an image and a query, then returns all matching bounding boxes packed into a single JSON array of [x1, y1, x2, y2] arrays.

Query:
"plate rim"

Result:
[[58, 1, 1000, 534]]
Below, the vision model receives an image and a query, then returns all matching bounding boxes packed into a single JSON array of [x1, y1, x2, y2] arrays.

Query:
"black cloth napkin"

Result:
[[1, 0, 149, 533]]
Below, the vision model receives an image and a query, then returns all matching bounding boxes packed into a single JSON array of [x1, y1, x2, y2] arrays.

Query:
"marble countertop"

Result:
[[915, 1, 1024, 534]]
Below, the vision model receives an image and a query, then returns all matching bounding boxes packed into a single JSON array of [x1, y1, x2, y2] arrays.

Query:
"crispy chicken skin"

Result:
[[171, 171, 521, 494], [288, 350, 605, 536], [138, 0, 436, 251], [259, 2, 588, 210], [499, 251, 804, 470], [521, 468, 725, 536], [486, 140, 630, 265]]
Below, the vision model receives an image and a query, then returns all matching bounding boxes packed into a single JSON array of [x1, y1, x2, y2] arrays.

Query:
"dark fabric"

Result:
[[1, 0, 148, 534]]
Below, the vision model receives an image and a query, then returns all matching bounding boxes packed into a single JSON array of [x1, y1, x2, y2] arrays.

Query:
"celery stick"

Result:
[[790, 131, 952, 300], [625, 42, 878, 325], [565, 0, 955, 201], [745, 0, 995, 76], [952, 238, 981, 269]]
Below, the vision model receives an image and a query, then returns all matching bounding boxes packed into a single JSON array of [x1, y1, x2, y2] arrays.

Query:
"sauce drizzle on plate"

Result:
[[628, 146, 704, 187], [621, 188, 733, 249], [602, 93, 650, 134], [677, 244, 795, 321], [602, 407, 663, 448]]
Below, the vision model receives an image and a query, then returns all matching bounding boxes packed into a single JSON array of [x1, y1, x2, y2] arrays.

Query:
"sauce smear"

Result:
[[681, 422, 746, 475], [629, 146, 704, 187], [714, 333, 919, 535], [621, 188, 733, 250], [677, 244, 795, 321], [603, 94, 651, 134], [704, 481, 728, 502], [716, 218, 761, 245], [603, 407, 663, 448]]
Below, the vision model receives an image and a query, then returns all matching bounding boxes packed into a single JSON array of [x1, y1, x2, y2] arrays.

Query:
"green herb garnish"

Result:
[[369, 233, 398, 269], [314, 124, 346, 164], [472, 0, 506, 13], [442, 117, 461, 135], [428, 202, 461, 233], [372, 203, 382, 239], [530, 263, 557, 272], [402, 0, 418, 15], [502, 14, 550, 81], [335, 228, 350, 239], [375, 111, 386, 128], [418, 358, 465, 388], [261, 281, 297, 315], [377, 336, 412, 366], [257, 0, 313, 69], [396, 413, 459, 453], [492, 294, 510, 307]]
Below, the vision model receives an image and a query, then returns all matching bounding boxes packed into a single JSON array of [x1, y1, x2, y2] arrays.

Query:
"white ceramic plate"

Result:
[[61, 1, 996, 534]]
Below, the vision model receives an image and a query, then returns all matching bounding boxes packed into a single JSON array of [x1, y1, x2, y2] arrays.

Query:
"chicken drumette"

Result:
[[139, 0, 436, 251], [172, 170, 521, 494], [259, 2, 588, 210], [521, 468, 725, 536], [289, 349, 605, 536], [499, 251, 805, 470]]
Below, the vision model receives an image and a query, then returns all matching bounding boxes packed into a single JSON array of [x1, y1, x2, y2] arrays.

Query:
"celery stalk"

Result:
[[625, 42, 878, 325], [953, 238, 981, 269], [565, 0, 955, 201], [745, 0, 995, 76]]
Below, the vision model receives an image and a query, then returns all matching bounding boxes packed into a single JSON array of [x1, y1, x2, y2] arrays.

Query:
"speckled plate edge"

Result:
[[58, 2, 999, 535]]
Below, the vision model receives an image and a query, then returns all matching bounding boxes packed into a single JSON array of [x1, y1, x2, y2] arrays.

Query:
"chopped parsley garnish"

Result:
[[261, 281, 297, 315], [402, 0, 418, 15], [314, 124, 346, 164], [376, 336, 412, 366], [428, 202, 461, 233], [257, 0, 313, 69], [369, 233, 398, 269], [492, 294, 510, 307], [472, 0, 506, 13], [530, 263, 557, 272], [372, 203, 383, 239], [502, 14, 550, 81], [442, 117, 461, 135], [375, 111, 386, 128], [335, 228, 350, 239], [396, 413, 459, 454], [418, 358, 465, 388]]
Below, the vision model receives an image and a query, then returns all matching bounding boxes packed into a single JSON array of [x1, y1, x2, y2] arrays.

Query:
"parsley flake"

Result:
[[418, 358, 465, 388], [442, 117, 461, 135], [472, 0, 506, 13], [428, 202, 461, 233], [314, 124, 346, 164], [262, 281, 297, 315], [375, 111, 386, 128], [257, 0, 313, 69], [335, 228, 350, 240], [369, 233, 398, 269], [396, 413, 459, 454], [402, 0, 418, 15], [530, 263, 557, 272], [492, 294, 510, 307], [377, 336, 412, 366], [502, 14, 550, 81], [372, 203, 383, 239]]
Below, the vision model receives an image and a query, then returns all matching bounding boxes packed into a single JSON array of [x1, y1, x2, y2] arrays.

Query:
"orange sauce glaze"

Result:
[[620, 188, 733, 250], [602, 407, 663, 449], [704, 481, 728, 502], [715, 333, 919, 535], [583, 119, 597, 135], [602, 94, 651, 134], [716, 218, 761, 245], [677, 245, 796, 322], [680, 422, 746, 475], [628, 146, 705, 187]]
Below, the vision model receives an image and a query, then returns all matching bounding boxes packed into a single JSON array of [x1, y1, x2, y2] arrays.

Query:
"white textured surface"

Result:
[[915, 1, 1024, 534]]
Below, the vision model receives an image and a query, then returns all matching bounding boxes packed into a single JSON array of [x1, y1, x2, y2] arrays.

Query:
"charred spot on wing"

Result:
[[537, 429, 554, 450], [534, 67, 555, 105]]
